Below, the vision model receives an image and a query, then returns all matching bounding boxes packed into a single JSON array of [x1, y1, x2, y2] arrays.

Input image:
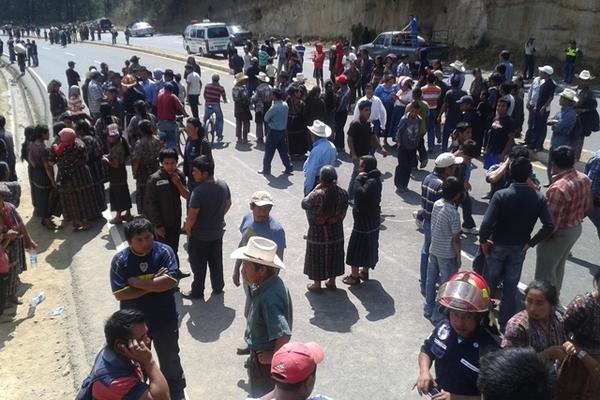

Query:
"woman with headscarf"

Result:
[[27, 125, 58, 229], [0, 182, 36, 317], [75, 119, 107, 214], [48, 79, 67, 122], [94, 103, 120, 153], [54, 128, 101, 231], [343, 155, 382, 285], [68, 85, 85, 113], [302, 165, 349, 291], [103, 126, 132, 224]]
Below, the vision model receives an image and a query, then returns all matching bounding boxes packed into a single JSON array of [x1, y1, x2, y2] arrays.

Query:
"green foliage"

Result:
[[0, 0, 116, 24]]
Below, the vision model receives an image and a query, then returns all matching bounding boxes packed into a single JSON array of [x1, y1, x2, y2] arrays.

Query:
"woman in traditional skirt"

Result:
[[286, 84, 308, 157], [103, 127, 132, 224], [302, 165, 349, 291], [555, 270, 600, 399], [54, 128, 102, 231], [343, 155, 382, 285], [0, 183, 36, 316], [27, 125, 59, 229], [131, 120, 161, 215], [76, 119, 107, 214]]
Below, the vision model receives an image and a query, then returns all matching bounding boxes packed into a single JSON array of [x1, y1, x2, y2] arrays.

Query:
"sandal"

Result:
[[359, 270, 370, 281], [306, 283, 322, 292], [325, 281, 337, 290], [342, 275, 361, 286]]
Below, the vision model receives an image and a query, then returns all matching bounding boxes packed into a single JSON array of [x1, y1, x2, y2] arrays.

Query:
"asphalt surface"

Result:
[[1, 37, 599, 399]]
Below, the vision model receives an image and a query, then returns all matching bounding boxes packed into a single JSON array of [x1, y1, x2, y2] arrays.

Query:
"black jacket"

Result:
[[144, 168, 186, 228]]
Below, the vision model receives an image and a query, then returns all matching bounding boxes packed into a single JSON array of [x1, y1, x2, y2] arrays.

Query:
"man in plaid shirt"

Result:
[[586, 149, 600, 239], [535, 145, 593, 292]]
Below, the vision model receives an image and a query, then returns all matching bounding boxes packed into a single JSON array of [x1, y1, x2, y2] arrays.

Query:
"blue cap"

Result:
[[164, 82, 176, 92], [458, 95, 474, 105]]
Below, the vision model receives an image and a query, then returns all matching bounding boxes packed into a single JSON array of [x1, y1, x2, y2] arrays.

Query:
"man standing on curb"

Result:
[[231, 236, 292, 398], [110, 218, 187, 400]]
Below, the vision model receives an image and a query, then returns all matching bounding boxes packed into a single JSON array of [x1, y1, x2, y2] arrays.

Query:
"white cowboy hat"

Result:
[[234, 72, 248, 83], [257, 72, 270, 82], [293, 73, 306, 83], [307, 120, 332, 138], [559, 88, 578, 103], [449, 60, 465, 72], [230, 236, 286, 269], [538, 65, 554, 76], [577, 70, 595, 81]]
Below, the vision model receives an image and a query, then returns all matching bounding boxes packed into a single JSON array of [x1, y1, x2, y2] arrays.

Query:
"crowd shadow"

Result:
[[181, 293, 236, 343], [264, 174, 293, 190], [305, 289, 359, 333], [411, 169, 429, 182], [43, 219, 106, 270], [348, 279, 395, 321], [394, 189, 421, 205], [234, 142, 253, 153], [470, 196, 488, 216]]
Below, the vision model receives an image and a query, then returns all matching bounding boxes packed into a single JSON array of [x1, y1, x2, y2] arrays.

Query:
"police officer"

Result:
[[415, 271, 500, 399], [564, 40, 582, 85]]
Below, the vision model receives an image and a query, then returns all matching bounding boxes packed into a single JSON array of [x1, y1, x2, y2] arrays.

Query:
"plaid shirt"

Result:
[[546, 168, 592, 229]]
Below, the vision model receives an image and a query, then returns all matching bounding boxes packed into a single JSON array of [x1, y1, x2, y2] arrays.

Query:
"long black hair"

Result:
[[319, 165, 340, 218]]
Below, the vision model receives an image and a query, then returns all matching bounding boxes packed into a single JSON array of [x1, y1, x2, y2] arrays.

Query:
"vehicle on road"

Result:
[[359, 31, 449, 62], [129, 22, 155, 37], [183, 21, 230, 57], [97, 18, 112, 32], [227, 24, 252, 45]]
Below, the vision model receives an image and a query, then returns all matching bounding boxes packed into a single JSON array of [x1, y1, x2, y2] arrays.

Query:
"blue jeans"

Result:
[[424, 254, 458, 322], [262, 129, 292, 173], [589, 206, 600, 240], [420, 219, 432, 294], [461, 192, 475, 229], [388, 105, 406, 140], [530, 110, 549, 151], [564, 62, 575, 84], [427, 109, 437, 151], [158, 120, 178, 150], [203, 104, 224, 136], [441, 122, 454, 152], [483, 244, 526, 327]]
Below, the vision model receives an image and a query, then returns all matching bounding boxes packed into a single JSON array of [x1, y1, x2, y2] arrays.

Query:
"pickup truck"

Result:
[[358, 31, 449, 61]]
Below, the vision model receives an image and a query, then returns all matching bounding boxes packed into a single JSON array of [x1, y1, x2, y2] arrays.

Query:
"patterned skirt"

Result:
[[303, 223, 345, 281], [88, 159, 107, 212], [556, 352, 600, 400], [58, 166, 102, 221], [108, 165, 131, 212], [29, 165, 52, 218], [346, 214, 380, 269], [7, 236, 26, 298]]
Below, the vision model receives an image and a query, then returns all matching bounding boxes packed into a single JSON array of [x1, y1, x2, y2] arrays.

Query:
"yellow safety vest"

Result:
[[566, 47, 578, 57]]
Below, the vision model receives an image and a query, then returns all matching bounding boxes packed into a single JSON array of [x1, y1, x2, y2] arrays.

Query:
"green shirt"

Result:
[[245, 275, 293, 351]]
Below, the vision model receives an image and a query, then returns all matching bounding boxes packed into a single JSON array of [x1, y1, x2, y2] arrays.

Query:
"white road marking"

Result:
[[223, 118, 236, 127], [42, 47, 51, 50], [460, 250, 528, 295], [102, 210, 128, 251], [64, 51, 76, 56]]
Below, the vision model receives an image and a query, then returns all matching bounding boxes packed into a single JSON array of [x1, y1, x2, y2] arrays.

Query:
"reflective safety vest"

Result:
[[566, 47, 579, 57]]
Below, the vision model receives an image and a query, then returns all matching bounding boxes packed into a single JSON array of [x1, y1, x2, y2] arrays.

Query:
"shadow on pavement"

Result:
[[264, 174, 293, 190], [348, 279, 395, 321], [394, 189, 421, 205], [182, 293, 236, 343], [305, 288, 359, 332]]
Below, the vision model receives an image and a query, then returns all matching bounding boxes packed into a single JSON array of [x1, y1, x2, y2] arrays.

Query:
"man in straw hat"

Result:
[[573, 70, 599, 160], [252, 72, 272, 144], [231, 236, 292, 398], [448, 60, 465, 90], [303, 120, 337, 195], [545, 88, 578, 183]]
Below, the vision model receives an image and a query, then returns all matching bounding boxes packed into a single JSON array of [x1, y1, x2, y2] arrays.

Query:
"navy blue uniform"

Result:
[[421, 320, 500, 396]]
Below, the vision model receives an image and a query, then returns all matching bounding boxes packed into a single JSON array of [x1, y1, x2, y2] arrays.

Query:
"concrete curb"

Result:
[[531, 147, 587, 173], [80, 40, 231, 74]]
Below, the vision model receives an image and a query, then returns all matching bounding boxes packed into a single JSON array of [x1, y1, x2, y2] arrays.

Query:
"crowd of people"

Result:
[[1, 17, 600, 400]]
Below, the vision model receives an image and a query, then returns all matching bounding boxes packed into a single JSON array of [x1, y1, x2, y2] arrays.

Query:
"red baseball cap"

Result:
[[271, 342, 325, 384], [336, 74, 348, 85]]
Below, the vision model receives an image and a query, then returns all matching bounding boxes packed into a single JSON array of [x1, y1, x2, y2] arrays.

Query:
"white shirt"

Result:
[[352, 95, 387, 127], [186, 72, 202, 95], [527, 76, 542, 107], [394, 89, 412, 107]]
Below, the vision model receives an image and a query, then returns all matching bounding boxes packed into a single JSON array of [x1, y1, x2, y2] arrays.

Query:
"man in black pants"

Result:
[[144, 148, 190, 279], [183, 155, 232, 299]]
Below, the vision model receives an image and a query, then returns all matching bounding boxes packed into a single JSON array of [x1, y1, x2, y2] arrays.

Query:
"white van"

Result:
[[183, 21, 230, 57]]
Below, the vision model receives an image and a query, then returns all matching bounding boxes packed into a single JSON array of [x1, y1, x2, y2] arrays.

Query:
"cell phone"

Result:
[[427, 388, 440, 398]]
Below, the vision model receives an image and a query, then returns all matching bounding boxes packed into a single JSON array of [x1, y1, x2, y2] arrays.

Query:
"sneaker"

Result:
[[283, 167, 294, 175], [462, 227, 479, 235]]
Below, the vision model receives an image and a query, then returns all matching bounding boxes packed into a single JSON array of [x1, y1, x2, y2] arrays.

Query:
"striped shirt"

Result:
[[421, 172, 444, 221], [430, 199, 461, 259], [203, 83, 225, 106], [547, 168, 592, 229], [421, 84, 442, 109]]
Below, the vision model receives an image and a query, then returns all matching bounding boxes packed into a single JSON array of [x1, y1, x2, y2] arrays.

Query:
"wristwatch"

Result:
[[577, 350, 588, 360]]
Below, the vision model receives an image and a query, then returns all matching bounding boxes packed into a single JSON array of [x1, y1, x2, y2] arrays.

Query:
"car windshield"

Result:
[[229, 25, 242, 33], [207, 27, 229, 38], [136, 22, 150, 28]]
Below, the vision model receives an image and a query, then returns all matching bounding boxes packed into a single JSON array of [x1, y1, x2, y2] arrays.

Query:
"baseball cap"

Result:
[[538, 65, 554, 76], [164, 82, 176, 92], [435, 152, 464, 168], [251, 191, 274, 207], [336, 74, 348, 85], [458, 95, 474, 105], [433, 70, 444, 78], [271, 342, 325, 384]]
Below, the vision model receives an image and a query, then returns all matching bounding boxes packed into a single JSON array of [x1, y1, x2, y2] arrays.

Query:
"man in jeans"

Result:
[[424, 176, 463, 323], [203, 74, 227, 141], [259, 88, 293, 175], [156, 82, 187, 150], [480, 157, 554, 327], [183, 156, 231, 299], [416, 152, 462, 296]]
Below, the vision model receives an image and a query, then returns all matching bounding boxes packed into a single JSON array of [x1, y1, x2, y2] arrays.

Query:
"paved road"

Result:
[[1, 38, 599, 399]]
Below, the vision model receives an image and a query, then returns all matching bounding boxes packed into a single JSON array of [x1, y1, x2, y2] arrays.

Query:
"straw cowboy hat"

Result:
[[230, 236, 286, 269], [449, 60, 466, 72], [307, 120, 332, 138], [257, 72, 270, 82], [234, 72, 248, 83], [293, 73, 306, 83], [559, 88, 578, 103], [577, 70, 595, 81], [121, 74, 137, 88]]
